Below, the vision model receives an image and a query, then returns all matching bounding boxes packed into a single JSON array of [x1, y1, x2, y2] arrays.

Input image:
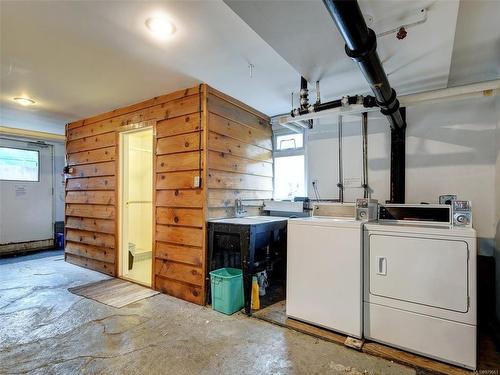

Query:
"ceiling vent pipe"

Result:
[[323, 0, 407, 131]]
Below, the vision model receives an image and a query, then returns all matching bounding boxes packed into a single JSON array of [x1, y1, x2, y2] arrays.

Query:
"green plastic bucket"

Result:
[[210, 268, 244, 315]]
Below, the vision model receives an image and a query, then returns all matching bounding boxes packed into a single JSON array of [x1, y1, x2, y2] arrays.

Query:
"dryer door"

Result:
[[368, 234, 469, 312]]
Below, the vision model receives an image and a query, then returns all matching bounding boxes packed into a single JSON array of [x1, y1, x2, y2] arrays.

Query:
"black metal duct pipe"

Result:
[[323, 0, 406, 131], [390, 108, 406, 203]]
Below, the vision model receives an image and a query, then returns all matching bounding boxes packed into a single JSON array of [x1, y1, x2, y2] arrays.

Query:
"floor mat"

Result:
[[68, 278, 159, 308]]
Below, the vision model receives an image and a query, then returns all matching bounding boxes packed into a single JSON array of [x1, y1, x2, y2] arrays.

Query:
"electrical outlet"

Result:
[[193, 175, 201, 188]]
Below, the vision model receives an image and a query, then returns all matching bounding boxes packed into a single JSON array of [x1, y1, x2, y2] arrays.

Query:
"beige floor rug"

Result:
[[69, 278, 159, 308]]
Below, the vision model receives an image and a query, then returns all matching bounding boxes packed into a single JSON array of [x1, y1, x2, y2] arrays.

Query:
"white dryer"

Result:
[[363, 204, 477, 370]]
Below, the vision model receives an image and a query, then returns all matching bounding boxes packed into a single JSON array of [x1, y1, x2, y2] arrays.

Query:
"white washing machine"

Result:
[[287, 200, 377, 338], [363, 204, 477, 370]]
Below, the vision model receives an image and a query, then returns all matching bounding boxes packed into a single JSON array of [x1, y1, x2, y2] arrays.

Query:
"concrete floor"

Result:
[[0, 251, 416, 375]]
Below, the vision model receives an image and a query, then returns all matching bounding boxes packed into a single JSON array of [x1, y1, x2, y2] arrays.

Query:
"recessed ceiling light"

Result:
[[145, 16, 176, 38], [13, 97, 35, 106]]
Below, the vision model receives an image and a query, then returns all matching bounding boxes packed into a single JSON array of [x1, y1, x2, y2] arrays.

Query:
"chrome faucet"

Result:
[[235, 198, 247, 217]]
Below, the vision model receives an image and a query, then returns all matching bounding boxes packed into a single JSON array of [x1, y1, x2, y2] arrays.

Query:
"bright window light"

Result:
[[0, 147, 39, 182], [274, 155, 305, 200], [276, 133, 303, 150]]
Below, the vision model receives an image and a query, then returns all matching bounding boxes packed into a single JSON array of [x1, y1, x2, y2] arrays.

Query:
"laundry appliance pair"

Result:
[[287, 200, 476, 370]]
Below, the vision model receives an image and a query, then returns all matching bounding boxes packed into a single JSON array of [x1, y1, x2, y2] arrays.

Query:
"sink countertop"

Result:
[[208, 216, 288, 225]]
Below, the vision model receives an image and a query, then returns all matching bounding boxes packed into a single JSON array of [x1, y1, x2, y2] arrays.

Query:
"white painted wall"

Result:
[[53, 141, 65, 222], [306, 96, 499, 317]]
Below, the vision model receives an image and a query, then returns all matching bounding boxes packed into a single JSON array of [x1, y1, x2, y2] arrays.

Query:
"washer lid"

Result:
[[289, 216, 363, 228]]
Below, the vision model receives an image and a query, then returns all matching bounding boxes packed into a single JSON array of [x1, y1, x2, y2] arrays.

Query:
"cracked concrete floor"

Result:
[[0, 251, 415, 375]]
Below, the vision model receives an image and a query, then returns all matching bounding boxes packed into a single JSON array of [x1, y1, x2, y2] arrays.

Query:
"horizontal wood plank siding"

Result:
[[65, 86, 202, 281], [66, 253, 114, 276], [65, 84, 269, 306], [156, 207, 204, 227], [156, 113, 201, 138], [156, 189, 203, 208], [66, 132, 116, 153], [66, 176, 116, 191], [66, 229, 115, 248], [156, 152, 202, 173], [67, 87, 199, 129], [152, 85, 206, 305], [66, 147, 116, 166], [66, 217, 115, 234], [156, 170, 201, 190], [207, 131, 272, 162], [66, 162, 115, 179], [206, 91, 272, 219], [156, 242, 203, 267], [65, 191, 115, 205], [207, 150, 272, 177], [208, 112, 272, 150], [155, 276, 203, 305], [65, 204, 115, 219], [65, 241, 115, 263], [156, 132, 202, 155]]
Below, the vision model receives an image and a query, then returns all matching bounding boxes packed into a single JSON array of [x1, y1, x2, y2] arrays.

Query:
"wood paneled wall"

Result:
[[205, 87, 273, 218], [65, 84, 272, 306]]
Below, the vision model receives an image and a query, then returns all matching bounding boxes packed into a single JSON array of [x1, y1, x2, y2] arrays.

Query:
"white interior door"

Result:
[[0, 138, 54, 245]]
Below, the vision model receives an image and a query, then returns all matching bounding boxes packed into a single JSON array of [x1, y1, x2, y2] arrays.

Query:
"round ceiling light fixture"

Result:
[[145, 16, 176, 38], [13, 97, 36, 106]]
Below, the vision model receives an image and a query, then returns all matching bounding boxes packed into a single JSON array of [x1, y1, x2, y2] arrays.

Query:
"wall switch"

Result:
[[193, 175, 201, 188]]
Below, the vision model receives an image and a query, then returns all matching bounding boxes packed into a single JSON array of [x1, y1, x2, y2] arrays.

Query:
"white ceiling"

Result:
[[448, 0, 500, 86], [225, 0, 460, 100], [0, 0, 298, 134], [1, 0, 499, 134]]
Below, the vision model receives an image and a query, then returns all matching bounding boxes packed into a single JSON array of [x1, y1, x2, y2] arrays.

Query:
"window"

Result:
[[274, 155, 305, 200], [0, 147, 39, 182], [276, 133, 303, 150], [273, 131, 306, 200]]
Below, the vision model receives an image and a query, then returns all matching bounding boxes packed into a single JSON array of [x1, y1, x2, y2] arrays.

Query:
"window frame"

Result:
[[272, 128, 307, 200], [0, 146, 40, 182]]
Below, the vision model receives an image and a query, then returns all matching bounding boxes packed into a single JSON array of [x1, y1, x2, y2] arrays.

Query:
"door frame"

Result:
[[116, 120, 156, 287]]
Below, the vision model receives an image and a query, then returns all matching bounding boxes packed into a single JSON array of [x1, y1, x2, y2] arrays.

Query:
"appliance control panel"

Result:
[[378, 204, 451, 223], [452, 200, 472, 227], [355, 198, 378, 221]]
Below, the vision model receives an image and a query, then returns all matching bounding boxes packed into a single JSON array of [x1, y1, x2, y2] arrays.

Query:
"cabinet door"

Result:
[[369, 234, 469, 312]]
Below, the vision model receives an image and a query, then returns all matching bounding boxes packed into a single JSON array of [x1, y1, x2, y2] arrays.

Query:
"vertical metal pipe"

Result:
[[300, 76, 309, 110], [315, 81, 321, 104], [390, 107, 406, 203], [361, 112, 369, 198], [299, 76, 314, 129], [337, 115, 344, 203]]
